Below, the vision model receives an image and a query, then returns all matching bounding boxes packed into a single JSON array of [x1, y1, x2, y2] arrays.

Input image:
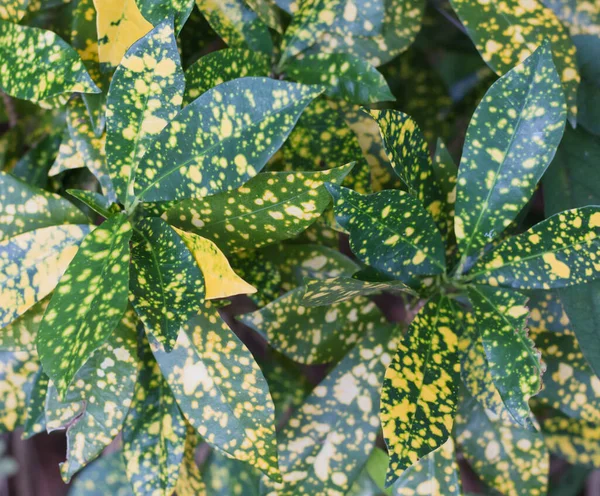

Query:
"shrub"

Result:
[[0, 0, 599, 495]]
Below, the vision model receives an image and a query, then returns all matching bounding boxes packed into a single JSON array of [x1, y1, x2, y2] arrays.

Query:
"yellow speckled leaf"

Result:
[[543, 416, 600, 467], [94, 0, 153, 68], [0, 351, 39, 432], [0, 224, 91, 328], [175, 426, 208, 495], [0, 0, 29, 21], [173, 228, 256, 299]]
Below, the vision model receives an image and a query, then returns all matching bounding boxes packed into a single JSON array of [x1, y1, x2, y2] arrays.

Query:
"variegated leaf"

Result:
[[0, 351, 39, 432], [136, 0, 195, 33], [543, 416, 600, 467], [69, 452, 133, 496]]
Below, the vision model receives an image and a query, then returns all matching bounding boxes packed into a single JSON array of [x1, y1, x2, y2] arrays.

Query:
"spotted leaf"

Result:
[[69, 452, 133, 496], [195, 0, 273, 54], [468, 207, 600, 289], [203, 451, 261, 495], [134, 78, 323, 202], [184, 48, 270, 104], [106, 21, 184, 205], [22, 367, 48, 439], [0, 171, 88, 242], [448, 0, 579, 121], [45, 308, 138, 481], [246, 0, 284, 32], [241, 286, 386, 364], [327, 185, 446, 282], [66, 189, 112, 218], [49, 130, 84, 177], [173, 228, 256, 299], [122, 336, 187, 496], [380, 296, 460, 486], [163, 164, 353, 253], [136, 0, 195, 33], [0, 296, 49, 352], [0, 351, 39, 432], [261, 322, 400, 495], [0, 224, 91, 328], [37, 215, 132, 398], [455, 395, 549, 496], [175, 427, 208, 495], [432, 139, 458, 252], [148, 303, 280, 480], [454, 42, 567, 266], [0, 0, 29, 21], [368, 110, 447, 234], [0, 21, 99, 106], [543, 416, 600, 467], [302, 277, 416, 306], [93, 0, 153, 69], [543, 0, 600, 36], [284, 52, 394, 104], [467, 285, 542, 429], [130, 218, 204, 351]]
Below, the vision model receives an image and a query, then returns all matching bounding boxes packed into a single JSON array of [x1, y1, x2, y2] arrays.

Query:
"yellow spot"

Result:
[[384, 234, 400, 245], [487, 148, 505, 163], [507, 305, 528, 318], [412, 251, 426, 265], [155, 58, 176, 76], [220, 116, 233, 138], [455, 216, 465, 240], [562, 67, 579, 82], [529, 233, 540, 244], [543, 253, 571, 279], [381, 205, 391, 218], [589, 212, 600, 228]]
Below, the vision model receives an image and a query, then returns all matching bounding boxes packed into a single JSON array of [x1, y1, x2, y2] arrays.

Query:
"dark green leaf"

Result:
[[22, 368, 48, 439], [543, 416, 600, 467], [0, 351, 39, 431], [136, 0, 195, 33], [66, 189, 112, 218], [68, 453, 133, 496]]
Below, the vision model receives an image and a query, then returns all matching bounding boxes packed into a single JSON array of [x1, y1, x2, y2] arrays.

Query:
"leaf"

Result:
[[203, 451, 261, 495], [368, 110, 447, 233], [391, 438, 462, 496], [284, 53, 394, 104], [543, 416, 600, 467], [0, 171, 88, 242], [455, 395, 549, 496], [37, 215, 132, 398], [66, 189, 112, 218], [11, 132, 62, 188], [261, 322, 400, 495], [93, 0, 154, 68], [195, 0, 273, 54], [122, 336, 187, 496], [467, 285, 542, 429], [0, 224, 91, 328], [245, 0, 284, 33], [303, 277, 416, 306], [468, 207, 600, 289], [380, 296, 460, 485], [45, 309, 139, 481], [184, 48, 270, 104], [327, 185, 446, 282], [129, 218, 204, 353], [527, 291, 572, 337], [0, 296, 49, 352], [0, 351, 39, 431], [241, 286, 387, 364], [0, 0, 29, 21], [69, 453, 134, 496], [174, 427, 208, 495], [71, 0, 105, 89], [134, 78, 323, 202], [22, 368, 48, 439], [229, 251, 282, 307], [163, 164, 353, 253], [454, 42, 567, 265], [432, 139, 458, 252], [173, 228, 256, 299], [106, 21, 184, 205], [148, 303, 280, 479], [136, 0, 195, 33], [49, 130, 85, 177], [448, 0, 579, 122], [573, 35, 600, 136], [543, 0, 600, 36], [0, 21, 99, 106]]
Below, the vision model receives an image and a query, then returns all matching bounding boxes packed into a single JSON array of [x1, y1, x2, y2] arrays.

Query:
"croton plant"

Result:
[[1, 0, 600, 495]]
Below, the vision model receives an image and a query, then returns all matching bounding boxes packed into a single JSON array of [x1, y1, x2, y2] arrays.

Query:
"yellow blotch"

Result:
[[562, 67, 580, 83], [412, 251, 426, 265], [507, 305, 529, 318], [454, 216, 465, 240], [155, 58, 177, 76], [589, 212, 600, 228], [141, 116, 168, 135], [384, 234, 400, 245], [529, 233, 540, 244], [220, 116, 233, 138], [173, 228, 256, 299], [543, 253, 571, 279], [487, 148, 505, 163]]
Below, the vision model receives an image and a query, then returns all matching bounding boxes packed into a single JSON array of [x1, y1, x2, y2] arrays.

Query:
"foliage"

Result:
[[0, 0, 599, 495]]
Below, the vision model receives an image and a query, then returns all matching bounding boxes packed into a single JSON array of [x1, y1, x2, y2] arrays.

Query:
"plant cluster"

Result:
[[1, 0, 600, 495]]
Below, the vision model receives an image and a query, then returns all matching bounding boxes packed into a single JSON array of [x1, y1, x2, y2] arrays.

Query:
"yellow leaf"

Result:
[[173, 228, 256, 299], [93, 0, 153, 67]]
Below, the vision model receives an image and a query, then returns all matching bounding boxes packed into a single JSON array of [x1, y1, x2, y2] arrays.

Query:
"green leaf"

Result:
[[241, 286, 387, 364], [455, 395, 549, 496], [573, 35, 600, 136], [184, 48, 270, 104], [69, 453, 133, 496], [203, 451, 261, 495], [106, 21, 185, 205], [262, 322, 400, 495], [0, 224, 91, 328], [228, 251, 282, 307], [432, 139, 458, 252], [302, 276, 416, 306], [468, 206, 600, 289], [327, 185, 446, 282], [368, 110, 447, 233], [148, 303, 280, 480], [0, 171, 88, 242], [22, 368, 48, 439], [0, 21, 99, 106], [66, 189, 112, 218], [49, 130, 85, 177], [45, 308, 139, 481], [448, 0, 579, 122], [134, 78, 323, 202], [122, 336, 187, 496], [195, 0, 273, 54], [454, 42, 567, 264], [136, 0, 195, 33], [380, 296, 460, 485], [284, 53, 394, 104], [543, 416, 600, 467], [0, 296, 49, 352], [12, 132, 62, 188], [175, 426, 208, 494], [163, 164, 353, 253], [527, 291, 572, 336], [543, 1, 600, 36], [365, 448, 391, 495], [0, 351, 39, 432], [37, 214, 132, 398], [0, 0, 29, 21], [467, 285, 542, 429], [130, 218, 204, 351], [245, 0, 284, 33], [391, 438, 462, 496]]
